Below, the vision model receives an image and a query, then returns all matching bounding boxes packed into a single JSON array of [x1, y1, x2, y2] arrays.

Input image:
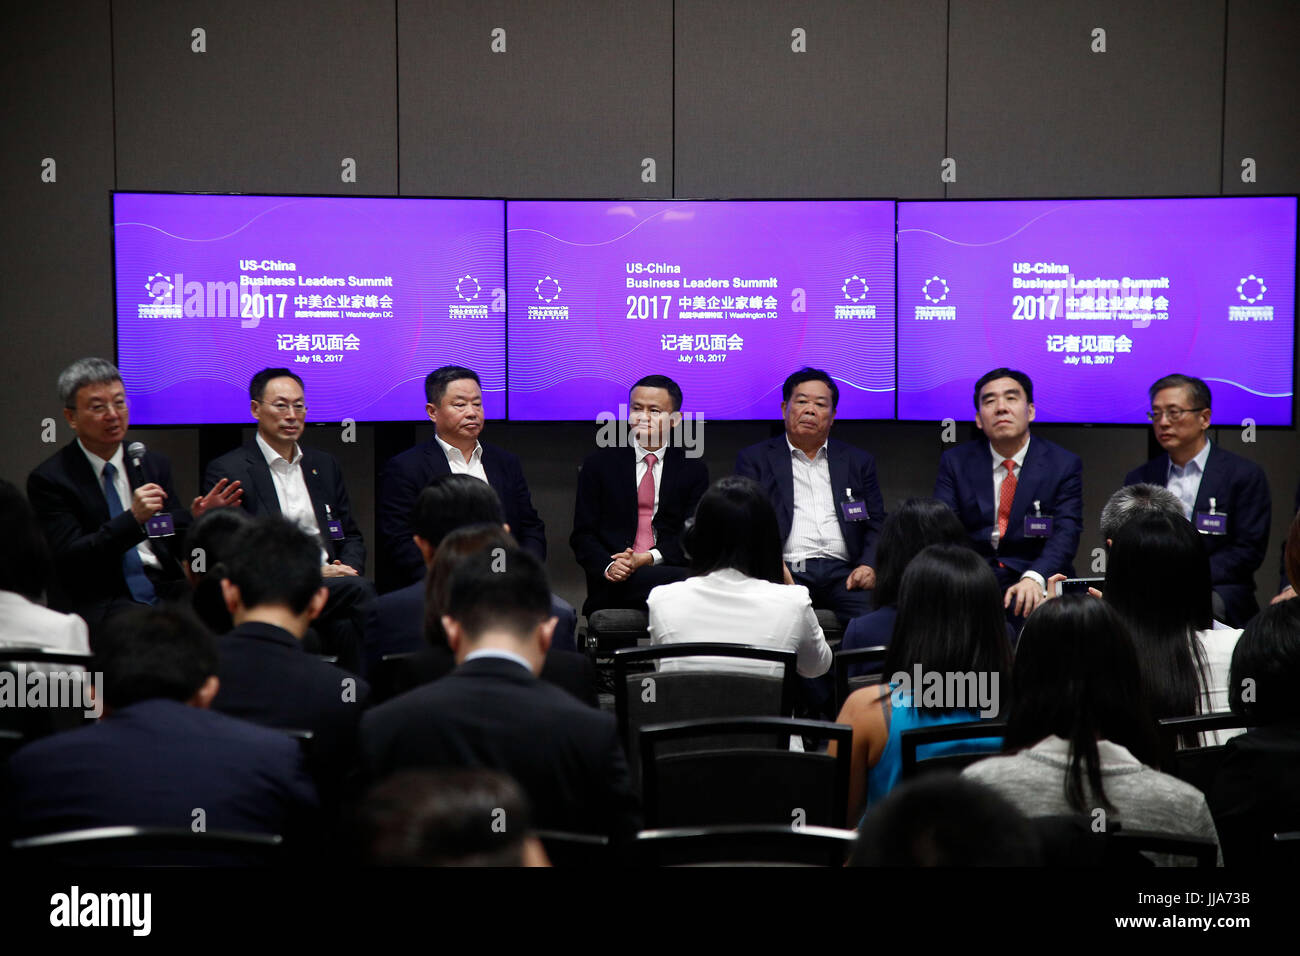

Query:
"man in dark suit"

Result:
[[377, 365, 547, 590], [202, 367, 375, 672], [360, 547, 640, 842], [2, 605, 318, 842], [935, 368, 1083, 620], [735, 367, 884, 622], [1271, 479, 1299, 604], [571, 374, 709, 615], [26, 358, 241, 637], [212, 516, 370, 788], [1125, 373, 1270, 626]]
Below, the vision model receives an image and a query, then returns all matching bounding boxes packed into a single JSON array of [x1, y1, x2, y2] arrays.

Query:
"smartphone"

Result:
[[1055, 576, 1105, 597]]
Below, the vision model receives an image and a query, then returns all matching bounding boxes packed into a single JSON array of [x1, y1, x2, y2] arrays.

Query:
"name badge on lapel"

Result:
[[1024, 500, 1053, 537], [325, 504, 345, 541], [840, 488, 868, 522], [145, 513, 175, 538], [1195, 497, 1228, 535]]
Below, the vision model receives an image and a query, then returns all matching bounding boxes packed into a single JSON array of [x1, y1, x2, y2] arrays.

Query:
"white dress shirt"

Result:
[[784, 438, 849, 564], [647, 568, 832, 678], [1166, 439, 1212, 521], [464, 647, 534, 673], [435, 434, 489, 483], [611, 439, 666, 569], [78, 440, 161, 570], [0, 591, 90, 654], [256, 433, 328, 564], [1196, 626, 1244, 746], [988, 436, 1044, 590]]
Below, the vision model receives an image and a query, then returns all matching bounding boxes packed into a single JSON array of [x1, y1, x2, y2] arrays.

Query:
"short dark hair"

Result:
[[870, 498, 969, 611], [1006, 596, 1162, 811], [249, 367, 304, 402], [684, 476, 785, 585], [630, 375, 682, 412], [1149, 373, 1211, 410], [425, 365, 481, 405], [222, 517, 323, 615], [782, 367, 839, 410], [850, 775, 1041, 866], [974, 368, 1033, 408], [444, 546, 552, 642], [0, 479, 53, 602], [412, 474, 505, 549], [186, 508, 254, 633], [95, 605, 217, 709], [425, 523, 516, 650], [359, 769, 534, 866], [1228, 600, 1300, 724]]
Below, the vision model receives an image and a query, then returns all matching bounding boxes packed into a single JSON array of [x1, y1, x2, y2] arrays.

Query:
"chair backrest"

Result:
[[0, 650, 95, 738], [11, 826, 284, 866], [535, 829, 612, 868], [635, 824, 858, 867], [814, 609, 844, 648], [0, 728, 24, 765], [639, 716, 851, 829], [832, 645, 888, 713], [1034, 814, 1219, 867], [899, 720, 1007, 779], [1106, 827, 1218, 868], [1156, 713, 1252, 793], [1272, 831, 1300, 865], [586, 609, 651, 655], [373, 651, 421, 704]]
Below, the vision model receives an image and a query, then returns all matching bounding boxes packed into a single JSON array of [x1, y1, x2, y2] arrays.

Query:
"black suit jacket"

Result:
[[1125, 444, 1270, 625], [360, 657, 638, 839], [734, 435, 885, 568], [934, 436, 1083, 583], [570, 443, 708, 578], [213, 622, 370, 780], [26, 440, 189, 620], [378, 438, 547, 587], [203, 440, 366, 573]]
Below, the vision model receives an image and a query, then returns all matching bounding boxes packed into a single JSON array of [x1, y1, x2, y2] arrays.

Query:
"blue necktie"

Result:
[[101, 461, 156, 605]]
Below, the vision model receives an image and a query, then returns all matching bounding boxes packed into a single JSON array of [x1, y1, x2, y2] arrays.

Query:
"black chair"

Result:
[[1272, 831, 1300, 864], [814, 609, 844, 649], [899, 720, 1006, 779], [635, 824, 857, 867], [310, 654, 342, 667], [11, 826, 285, 866], [535, 829, 612, 868], [372, 651, 421, 704], [832, 645, 888, 713], [586, 609, 650, 655], [1156, 713, 1252, 794], [0, 649, 95, 739], [1106, 828, 1218, 868], [639, 716, 851, 828], [1034, 815, 1219, 867], [0, 728, 24, 764]]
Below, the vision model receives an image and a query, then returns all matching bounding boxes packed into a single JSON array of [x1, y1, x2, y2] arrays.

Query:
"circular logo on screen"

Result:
[[456, 275, 481, 301], [841, 275, 869, 302], [923, 276, 949, 304], [1236, 274, 1266, 304], [535, 276, 562, 303], [145, 272, 174, 301]]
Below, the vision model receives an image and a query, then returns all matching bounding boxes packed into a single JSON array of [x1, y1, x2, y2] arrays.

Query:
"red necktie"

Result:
[[997, 459, 1017, 539], [634, 453, 658, 553]]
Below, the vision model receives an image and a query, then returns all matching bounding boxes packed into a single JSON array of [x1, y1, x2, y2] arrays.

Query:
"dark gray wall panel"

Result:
[[675, 0, 947, 198], [399, 0, 672, 197], [1222, 0, 1300, 193], [114, 0, 396, 193], [948, 0, 1224, 197]]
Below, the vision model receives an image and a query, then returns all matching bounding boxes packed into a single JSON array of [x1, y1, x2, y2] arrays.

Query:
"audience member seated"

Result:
[[841, 497, 968, 667], [1208, 597, 1300, 866], [849, 774, 1042, 867], [1104, 511, 1242, 741], [964, 596, 1222, 865], [832, 544, 1013, 823], [211, 517, 371, 787], [647, 475, 832, 680], [2, 605, 318, 840], [182, 507, 253, 636], [1098, 482, 1186, 546], [0, 479, 89, 654], [359, 547, 640, 842], [364, 474, 577, 666], [356, 768, 548, 866]]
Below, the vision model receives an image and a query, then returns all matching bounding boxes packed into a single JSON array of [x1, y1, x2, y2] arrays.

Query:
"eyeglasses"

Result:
[[77, 398, 129, 418], [1147, 406, 1205, 423], [258, 400, 307, 415]]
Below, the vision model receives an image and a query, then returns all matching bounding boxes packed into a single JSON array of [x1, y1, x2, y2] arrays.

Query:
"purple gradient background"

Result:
[[114, 194, 505, 424], [897, 198, 1296, 425], [506, 201, 896, 420]]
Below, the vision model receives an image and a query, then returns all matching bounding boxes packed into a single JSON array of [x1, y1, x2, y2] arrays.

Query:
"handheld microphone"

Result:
[[126, 441, 147, 480]]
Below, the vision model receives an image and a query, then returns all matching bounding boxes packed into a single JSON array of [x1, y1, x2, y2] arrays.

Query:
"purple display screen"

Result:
[[506, 201, 896, 420], [114, 193, 505, 424], [897, 198, 1297, 425]]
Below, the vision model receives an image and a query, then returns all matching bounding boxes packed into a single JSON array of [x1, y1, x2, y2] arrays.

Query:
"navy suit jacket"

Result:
[[202, 441, 366, 573], [571, 444, 709, 579], [378, 438, 546, 587], [1125, 443, 1270, 625], [935, 436, 1083, 584], [3, 698, 318, 839], [734, 436, 884, 568], [360, 657, 638, 839], [27, 440, 190, 619]]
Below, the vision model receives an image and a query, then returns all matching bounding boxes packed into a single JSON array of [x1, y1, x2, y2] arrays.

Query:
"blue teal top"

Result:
[[865, 686, 1003, 809]]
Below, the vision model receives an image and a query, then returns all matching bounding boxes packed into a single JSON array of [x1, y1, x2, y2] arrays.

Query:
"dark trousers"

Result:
[[317, 575, 377, 675], [582, 564, 693, 616], [791, 557, 872, 625]]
